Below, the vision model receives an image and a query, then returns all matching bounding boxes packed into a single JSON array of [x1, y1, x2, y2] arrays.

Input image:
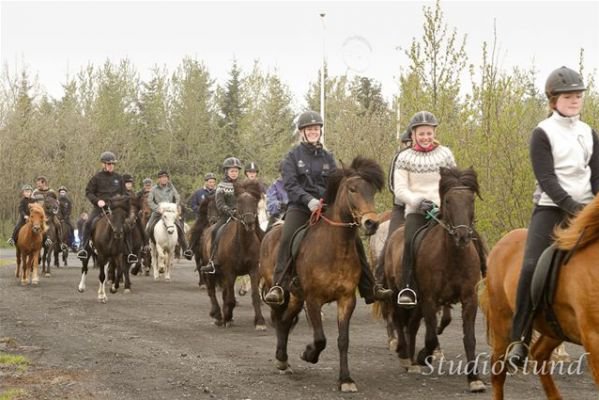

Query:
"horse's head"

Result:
[[324, 157, 384, 235], [28, 203, 46, 234], [235, 180, 262, 231], [439, 167, 480, 248], [44, 196, 60, 217], [158, 202, 178, 235], [104, 195, 130, 240], [199, 194, 218, 225]]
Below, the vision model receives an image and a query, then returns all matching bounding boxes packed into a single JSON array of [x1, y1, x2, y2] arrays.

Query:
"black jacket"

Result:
[[85, 170, 126, 207], [18, 197, 36, 218], [282, 142, 336, 210]]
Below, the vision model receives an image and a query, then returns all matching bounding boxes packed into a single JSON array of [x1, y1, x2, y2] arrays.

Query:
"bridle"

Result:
[[425, 186, 474, 237]]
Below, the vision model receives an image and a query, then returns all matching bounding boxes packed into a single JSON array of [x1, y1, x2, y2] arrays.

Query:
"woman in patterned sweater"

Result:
[[392, 111, 457, 307]]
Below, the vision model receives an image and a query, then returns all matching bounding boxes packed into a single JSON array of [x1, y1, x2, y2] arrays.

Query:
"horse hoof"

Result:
[[255, 324, 267, 331], [388, 338, 398, 352], [32, 280, 39, 285], [165, 277, 171, 282], [433, 348, 445, 361], [158, 267, 165, 274], [407, 365, 422, 374], [238, 288, 247, 296], [340, 382, 358, 393], [124, 288, 131, 294], [469, 380, 486, 392], [110, 287, 117, 294], [78, 287, 85, 293], [44, 273, 51, 277], [98, 297, 107, 304], [275, 360, 292, 374], [399, 358, 412, 369], [213, 320, 224, 327], [224, 321, 233, 328]]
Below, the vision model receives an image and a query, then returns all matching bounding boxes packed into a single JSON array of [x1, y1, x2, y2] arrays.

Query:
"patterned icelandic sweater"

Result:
[[393, 145, 456, 215]]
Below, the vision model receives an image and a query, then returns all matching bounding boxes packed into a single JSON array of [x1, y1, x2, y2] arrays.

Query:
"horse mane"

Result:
[[159, 202, 177, 213], [554, 195, 599, 251], [110, 194, 130, 211], [235, 180, 263, 201], [323, 156, 384, 204], [29, 203, 47, 231], [439, 167, 480, 199]]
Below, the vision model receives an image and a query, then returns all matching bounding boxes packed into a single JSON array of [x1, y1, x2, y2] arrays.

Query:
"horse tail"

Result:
[[476, 278, 492, 345], [371, 300, 384, 320]]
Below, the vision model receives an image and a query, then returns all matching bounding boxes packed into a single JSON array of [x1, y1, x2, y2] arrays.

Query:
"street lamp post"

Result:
[[320, 12, 326, 145]]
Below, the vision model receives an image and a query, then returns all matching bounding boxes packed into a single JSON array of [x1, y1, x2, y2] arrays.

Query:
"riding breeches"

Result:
[[374, 204, 406, 282], [273, 207, 311, 286], [400, 213, 427, 290], [510, 206, 569, 342], [11, 215, 26, 242]]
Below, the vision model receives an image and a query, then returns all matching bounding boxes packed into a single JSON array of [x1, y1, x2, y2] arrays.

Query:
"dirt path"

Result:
[[0, 249, 595, 399]]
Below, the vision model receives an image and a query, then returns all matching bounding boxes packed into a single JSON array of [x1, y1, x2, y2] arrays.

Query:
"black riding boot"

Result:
[[199, 219, 225, 273], [356, 238, 393, 304], [264, 208, 310, 305], [397, 213, 426, 308], [176, 220, 193, 260]]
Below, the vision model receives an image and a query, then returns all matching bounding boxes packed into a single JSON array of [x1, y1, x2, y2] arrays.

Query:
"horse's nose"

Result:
[[363, 219, 379, 235], [455, 233, 472, 248], [32, 225, 40, 233], [167, 227, 175, 235]]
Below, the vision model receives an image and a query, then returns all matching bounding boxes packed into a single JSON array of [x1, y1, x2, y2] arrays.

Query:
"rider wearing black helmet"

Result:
[[263, 110, 393, 305], [77, 151, 138, 264], [506, 66, 599, 368], [199, 157, 242, 273]]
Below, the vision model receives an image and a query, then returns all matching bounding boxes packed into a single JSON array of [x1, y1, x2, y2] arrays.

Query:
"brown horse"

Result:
[[479, 194, 599, 399], [382, 166, 485, 392], [259, 157, 384, 392], [41, 196, 64, 276], [190, 194, 218, 287], [16, 203, 46, 285], [77, 195, 132, 302], [199, 180, 265, 328]]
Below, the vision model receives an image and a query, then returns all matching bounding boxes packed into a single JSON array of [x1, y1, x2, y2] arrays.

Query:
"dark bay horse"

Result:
[[16, 203, 46, 285], [190, 194, 218, 287], [259, 157, 384, 392], [199, 181, 265, 328], [479, 194, 599, 399], [41, 196, 64, 276], [77, 195, 132, 302], [382, 166, 485, 392]]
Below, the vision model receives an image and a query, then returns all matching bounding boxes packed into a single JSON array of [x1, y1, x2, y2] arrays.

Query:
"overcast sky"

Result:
[[1, 0, 598, 110]]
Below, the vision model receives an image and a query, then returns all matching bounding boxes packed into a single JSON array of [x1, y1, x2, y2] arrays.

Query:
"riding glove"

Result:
[[419, 199, 436, 213]]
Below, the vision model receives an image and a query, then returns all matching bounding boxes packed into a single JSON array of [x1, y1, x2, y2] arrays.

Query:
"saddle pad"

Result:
[[290, 224, 309, 262], [530, 245, 565, 310]]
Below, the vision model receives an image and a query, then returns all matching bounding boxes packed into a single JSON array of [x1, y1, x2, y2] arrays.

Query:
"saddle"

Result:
[[276, 223, 310, 297], [530, 245, 571, 341]]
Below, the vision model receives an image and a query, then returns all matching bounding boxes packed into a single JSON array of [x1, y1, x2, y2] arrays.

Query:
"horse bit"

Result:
[[425, 186, 475, 238]]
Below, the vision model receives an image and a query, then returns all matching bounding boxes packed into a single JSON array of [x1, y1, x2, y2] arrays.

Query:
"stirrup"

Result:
[[7, 238, 15, 246], [77, 250, 88, 260], [199, 261, 216, 274], [397, 288, 417, 307], [45, 238, 53, 247], [264, 285, 285, 305], [505, 341, 530, 371], [183, 249, 193, 260], [127, 254, 138, 264], [60, 243, 69, 252]]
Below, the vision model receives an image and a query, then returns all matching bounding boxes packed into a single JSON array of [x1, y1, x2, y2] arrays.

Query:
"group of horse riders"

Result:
[[8, 175, 73, 252], [8, 66, 597, 379]]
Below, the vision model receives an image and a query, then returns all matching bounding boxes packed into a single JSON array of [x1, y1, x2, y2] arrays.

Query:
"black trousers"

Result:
[[11, 215, 26, 242], [374, 204, 405, 282], [400, 213, 427, 289], [272, 207, 376, 302], [510, 206, 569, 342]]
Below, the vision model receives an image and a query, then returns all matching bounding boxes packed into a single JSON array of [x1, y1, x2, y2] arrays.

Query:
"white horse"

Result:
[[151, 202, 178, 281]]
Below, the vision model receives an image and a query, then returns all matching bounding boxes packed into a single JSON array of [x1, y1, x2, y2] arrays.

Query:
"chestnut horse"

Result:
[[77, 195, 131, 302], [199, 180, 265, 328], [382, 166, 485, 392], [16, 203, 46, 285], [479, 194, 599, 399], [259, 157, 384, 392]]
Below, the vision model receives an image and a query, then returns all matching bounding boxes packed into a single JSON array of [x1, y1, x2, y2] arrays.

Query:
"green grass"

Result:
[[0, 389, 26, 400], [0, 352, 29, 372]]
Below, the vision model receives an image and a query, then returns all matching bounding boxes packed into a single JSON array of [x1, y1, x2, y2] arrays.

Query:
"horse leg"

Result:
[[406, 309, 422, 372], [122, 257, 132, 293], [78, 255, 89, 292], [21, 255, 29, 285], [486, 301, 512, 400], [97, 257, 107, 303], [461, 296, 485, 392], [206, 276, 223, 325], [110, 260, 119, 293], [392, 305, 410, 368], [221, 277, 236, 327], [579, 329, 599, 390], [336, 295, 358, 392], [416, 299, 439, 367], [530, 334, 563, 400], [16, 249, 21, 279], [274, 295, 303, 373], [31, 251, 40, 285], [249, 267, 266, 330], [151, 245, 160, 280], [300, 299, 326, 364], [165, 251, 172, 281]]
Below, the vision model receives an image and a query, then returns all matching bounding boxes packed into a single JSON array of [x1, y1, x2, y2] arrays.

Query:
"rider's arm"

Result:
[[147, 189, 159, 213], [282, 152, 313, 206], [85, 175, 99, 205], [590, 129, 599, 195]]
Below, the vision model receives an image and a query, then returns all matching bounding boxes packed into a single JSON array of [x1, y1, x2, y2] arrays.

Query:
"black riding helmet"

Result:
[[245, 161, 259, 173], [545, 66, 586, 98], [297, 110, 324, 130], [122, 174, 134, 183], [222, 157, 242, 172], [100, 151, 117, 164], [204, 172, 216, 181], [409, 111, 438, 131]]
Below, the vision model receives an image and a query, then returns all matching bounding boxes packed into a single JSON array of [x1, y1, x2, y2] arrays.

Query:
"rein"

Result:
[[101, 206, 117, 233], [309, 196, 376, 229], [426, 186, 474, 237]]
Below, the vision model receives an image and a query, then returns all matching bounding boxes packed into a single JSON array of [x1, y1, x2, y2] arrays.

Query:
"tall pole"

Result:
[[320, 12, 326, 145]]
